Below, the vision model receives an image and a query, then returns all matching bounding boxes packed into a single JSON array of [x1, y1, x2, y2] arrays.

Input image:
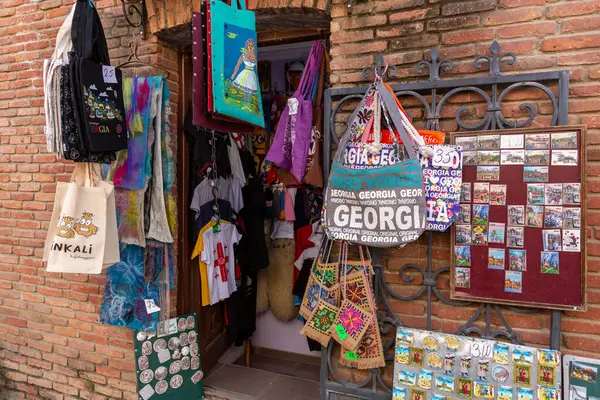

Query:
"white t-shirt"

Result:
[[201, 224, 242, 305]]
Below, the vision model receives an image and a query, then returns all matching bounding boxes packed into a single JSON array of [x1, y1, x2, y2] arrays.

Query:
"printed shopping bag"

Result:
[[208, 0, 264, 127], [323, 82, 427, 247], [300, 298, 339, 347], [266, 42, 324, 181]]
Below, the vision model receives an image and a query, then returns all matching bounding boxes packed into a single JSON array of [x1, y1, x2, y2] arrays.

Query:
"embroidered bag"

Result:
[[299, 239, 340, 319], [266, 42, 325, 182], [311, 258, 340, 290], [207, 0, 264, 127], [323, 82, 427, 247], [300, 298, 339, 347]]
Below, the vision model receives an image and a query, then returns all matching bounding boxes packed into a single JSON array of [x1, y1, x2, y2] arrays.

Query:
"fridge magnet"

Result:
[[570, 385, 587, 400], [488, 223, 506, 245], [551, 150, 578, 166], [477, 360, 490, 382], [472, 225, 488, 246], [517, 387, 533, 400], [490, 185, 507, 206], [488, 248, 505, 270], [571, 361, 598, 383], [155, 380, 168, 394], [459, 355, 472, 377], [472, 205, 490, 225], [527, 184, 545, 205], [492, 365, 510, 383], [474, 183, 490, 203], [501, 134, 524, 149], [538, 364, 556, 386], [563, 207, 581, 229], [445, 336, 460, 351], [464, 151, 477, 165], [461, 183, 472, 202], [474, 382, 495, 398], [563, 229, 581, 252], [409, 347, 425, 367], [477, 166, 500, 181], [525, 150, 550, 165], [513, 347, 533, 364], [514, 365, 531, 386], [443, 353, 456, 375], [507, 206, 525, 226], [525, 133, 549, 150], [142, 341, 153, 356], [457, 377, 473, 398], [138, 356, 150, 370], [507, 227, 524, 248], [456, 136, 477, 150], [432, 394, 446, 400], [551, 131, 577, 148], [398, 370, 417, 386], [396, 345, 410, 364], [397, 329, 415, 346], [504, 271, 522, 293], [541, 252, 559, 274], [478, 135, 501, 150], [478, 151, 501, 165], [542, 229, 562, 252], [459, 204, 471, 224], [436, 375, 455, 392], [423, 336, 439, 352], [455, 246, 472, 267], [393, 386, 406, 400], [418, 369, 433, 389], [563, 183, 581, 204], [456, 225, 472, 245], [523, 166, 549, 183], [545, 184, 563, 205], [508, 249, 526, 271], [427, 352, 443, 369], [525, 206, 544, 227], [498, 386, 513, 400], [411, 388, 426, 400], [538, 349, 559, 366], [501, 150, 525, 165], [493, 343, 509, 364], [538, 386, 560, 400]]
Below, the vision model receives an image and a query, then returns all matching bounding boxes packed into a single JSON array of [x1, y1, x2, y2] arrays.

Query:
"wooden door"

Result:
[[177, 53, 229, 374]]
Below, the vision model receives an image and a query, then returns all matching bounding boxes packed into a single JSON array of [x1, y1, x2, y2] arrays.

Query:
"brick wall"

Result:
[[0, 1, 180, 399], [327, 0, 600, 381]]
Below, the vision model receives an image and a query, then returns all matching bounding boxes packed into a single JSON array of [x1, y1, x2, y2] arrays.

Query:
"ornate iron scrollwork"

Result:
[[120, 0, 147, 38]]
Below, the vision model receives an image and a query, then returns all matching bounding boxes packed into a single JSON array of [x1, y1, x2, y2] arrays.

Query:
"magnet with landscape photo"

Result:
[[472, 225, 488, 246], [472, 205, 489, 225], [498, 386, 513, 400], [488, 223, 506, 244], [478, 151, 501, 165], [398, 370, 417, 386], [525, 133, 550, 149], [501, 150, 525, 165], [493, 343, 510, 365], [563, 207, 581, 229], [526, 205, 544, 227], [538, 386, 559, 400], [513, 348, 534, 365], [563, 229, 581, 252], [508, 250, 526, 271], [474, 183, 490, 203], [501, 134, 524, 149], [551, 132, 578, 149], [552, 149, 578, 166], [490, 184, 507, 206], [455, 267, 471, 289], [456, 136, 477, 151], [508, 205, 525, 226], [455, 246, 472, 267], [478, 135, 500, 150], [477, 166, 501, 181], [517, 387, 533, 400], [463, 151, 477, 165], [543, 230, 562, 252], [507, 226, 524, 248], [393, 386, 406, 400], [563, 183, 581, 204], [505, 271, 522, 293], [541, 252, 559, 275], [545, 184, 563, 205], [461, 183, 472, 203], [544, 206, 563, 228], [488, 248, 505, 270], [456, 225, 472, 245], [527, 184, 545, 205], [525, 150, 550, 165], [459, 204, 471, 224], [396, 345, 410, 364], [523, 166, 549, 183], [436, 375, 456, 393], [571, 361, 598, 383], [418, 370, 433, 390]]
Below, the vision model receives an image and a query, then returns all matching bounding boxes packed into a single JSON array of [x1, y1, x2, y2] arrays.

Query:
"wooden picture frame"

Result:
[[449, 125, 587, 311]]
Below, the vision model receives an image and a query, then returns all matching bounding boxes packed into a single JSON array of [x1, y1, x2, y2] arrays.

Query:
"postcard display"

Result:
[[450, 127, 586, 310], [563, 355, 600, 400], [134, 313, 204, 399], [393, 328, 562, 400]]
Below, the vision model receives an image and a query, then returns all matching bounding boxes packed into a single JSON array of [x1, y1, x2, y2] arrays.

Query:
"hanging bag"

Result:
[[266, 42, 325, 182], [207, 0, 264, 127], [323, 82, 427, 247]]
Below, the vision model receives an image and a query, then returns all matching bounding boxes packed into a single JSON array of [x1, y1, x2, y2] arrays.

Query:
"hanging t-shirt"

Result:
[[201, 224, 242, 305], [190, 177, 244, 216], [228, 135, 246, 187]]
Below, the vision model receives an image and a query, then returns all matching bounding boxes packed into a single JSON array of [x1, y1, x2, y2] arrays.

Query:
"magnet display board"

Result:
[[563, 355, 600, 400], [134, 313, 204, 400], [449, 126, 586, 311], [392, 328, 561, 400]]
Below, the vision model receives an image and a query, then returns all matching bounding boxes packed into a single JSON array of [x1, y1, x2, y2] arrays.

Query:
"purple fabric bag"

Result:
[[266, 42, 324, 182]]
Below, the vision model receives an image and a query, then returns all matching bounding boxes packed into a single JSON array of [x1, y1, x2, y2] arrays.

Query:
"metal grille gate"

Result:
[[320, 41, 570, 400]]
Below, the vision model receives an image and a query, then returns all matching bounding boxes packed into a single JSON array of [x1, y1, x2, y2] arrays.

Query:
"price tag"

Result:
[[432, 146, 461, 169], [335, 324, 348, 340], [144, 299, 161, 314], [288, 98, 299, 115], [471, 339, 493, 358], [345, 351, 358, 360], [102, 65, 118, 84]]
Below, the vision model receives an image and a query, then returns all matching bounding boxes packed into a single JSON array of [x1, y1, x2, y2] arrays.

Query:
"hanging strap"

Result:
[[357, 245, 376, 317], [296, 42, 325, 100], [315, 238, 334, 302]]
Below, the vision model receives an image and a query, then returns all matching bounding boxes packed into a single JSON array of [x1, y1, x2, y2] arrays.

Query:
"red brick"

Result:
[[427, 15, 480, 31], [442, 28, 495, 45], [497, 21, 556, 38], [442, 0, 496, 15], [542, 34, 600, 52], [390, 7, 440, 23], [547, 0, 600, 18]]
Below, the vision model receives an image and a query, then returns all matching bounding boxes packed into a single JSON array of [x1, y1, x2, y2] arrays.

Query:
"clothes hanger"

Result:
[[116, 41, 171, 79]]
